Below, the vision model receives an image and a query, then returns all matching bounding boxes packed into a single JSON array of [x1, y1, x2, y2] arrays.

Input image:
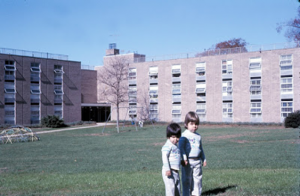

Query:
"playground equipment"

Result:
[[0, 125, 40, 144]]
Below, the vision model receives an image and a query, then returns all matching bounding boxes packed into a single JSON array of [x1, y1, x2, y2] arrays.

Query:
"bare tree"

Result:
[[277, 6, 300, 43], [138, 90, 150, 122], [98, 57, 130, 133]]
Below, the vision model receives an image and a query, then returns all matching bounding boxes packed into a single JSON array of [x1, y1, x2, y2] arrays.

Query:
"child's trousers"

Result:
[[181, 159, 203, 196], [162, 168, 181, 196]]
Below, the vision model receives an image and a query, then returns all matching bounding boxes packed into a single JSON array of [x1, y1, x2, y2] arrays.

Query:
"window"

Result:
[[4, 83, 16, 93], [280, 54, 292, 71], [4, 65, 16, 71], [149, 86, 158, 99], [128, 108, 137, 115], [31, 89, 41, 94], [149, 104, 159, 120], [172, 65, 181, 74], [54, 105, 63, 118], [249, 57, 261, 71], [31, 84, 41, 94], [196, 62, 206, 76], [222, 60, 233, 74], [5, 70, 15, 81], [5, 60, 15, 65], [128, 86, 137, 95], [222, 102, 233, 118], [281, 101, 293, 118], [54, 65, 64, 73], [31, 105, 40, 124], [172, 104, 181, 113], [196, 82, 206, 93], [54, 85, 63, 95], [149, 66, 158, 76], [196, 103, 206, 114], [172, 104, 181, 122], [250, 78, 261, 95], [172, 83, 181, 94], [4, 87, 16, 93], [222, 80, 233, 96], [128, 68, 137, 78], [250, 102, 262, 117], [31, 63, 41, 72], [149, 66, 158, 83], [281, 77, 293, 94], [4, 105, 15, 124]]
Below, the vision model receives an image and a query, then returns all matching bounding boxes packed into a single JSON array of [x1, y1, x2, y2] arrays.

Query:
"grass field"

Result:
[[0, 124, 299, 196]]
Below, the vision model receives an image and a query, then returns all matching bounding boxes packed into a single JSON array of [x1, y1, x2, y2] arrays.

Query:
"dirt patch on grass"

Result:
[[205, 131, 271, 142], [77, 133, 111, 137], [232, 140, 250, 144], [200, 124, 284, 130]]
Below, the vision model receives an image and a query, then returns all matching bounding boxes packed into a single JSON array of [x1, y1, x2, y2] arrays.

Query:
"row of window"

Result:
[[127, 54, 294, 122], [2, 61, 64, 124]]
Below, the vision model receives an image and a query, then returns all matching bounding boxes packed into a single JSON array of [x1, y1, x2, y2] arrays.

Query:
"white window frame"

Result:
[[54, 65, 64, 74], [249, 57, 261, 71], [149, 86, 158, 94], [172, 83, 181, 94], [196, 82, 206, 93], [222, 81, 233, 95], [196, 103, 206, 114], [250, 78, 261, 95], [196, 62, 206, 76], [280, 54, 292, 71], [172, 104, 181, 114], [280, 77, 293, 94], [222, 60, 233, 75], [128, 68, 137, 79], [4, 88, 16, 93], [281, 101, 293, 118], [222, 102, 233, 118], [4, 65, 16, 71], [250, 102, 262, 117], [31, 90, 41, 94], [31, 63, 41, 73], [128, 86, 137, 94], [149, 66, 158, 76], [54, 85, 64, 95], [172, 64, 181, 74]]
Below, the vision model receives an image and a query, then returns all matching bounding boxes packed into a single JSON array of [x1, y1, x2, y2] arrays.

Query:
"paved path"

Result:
[[35, 123, 116, 134]]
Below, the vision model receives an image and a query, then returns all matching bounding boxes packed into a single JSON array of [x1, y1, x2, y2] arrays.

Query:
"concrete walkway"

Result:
[[35, 123, 116, 134]]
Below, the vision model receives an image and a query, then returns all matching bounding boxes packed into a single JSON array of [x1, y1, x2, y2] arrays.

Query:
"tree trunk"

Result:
[[116, 106, 120, 133]]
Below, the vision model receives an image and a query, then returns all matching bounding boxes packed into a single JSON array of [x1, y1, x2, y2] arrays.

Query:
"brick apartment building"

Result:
[[1, 43, 299, 126], [0, 48, 106, 126], [102, 43, 300, 123]]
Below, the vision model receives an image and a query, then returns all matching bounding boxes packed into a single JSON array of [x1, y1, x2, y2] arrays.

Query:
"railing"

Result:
[[0, 47, 68, 60], [81, 64, 95, 70], [133, 42, 300, 63]]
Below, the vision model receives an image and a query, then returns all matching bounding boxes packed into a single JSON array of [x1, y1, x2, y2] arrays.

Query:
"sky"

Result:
[[0, 0, 299, 66]]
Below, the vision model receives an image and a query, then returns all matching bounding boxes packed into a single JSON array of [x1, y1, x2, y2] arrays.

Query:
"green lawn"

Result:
[[0, 124, 299, 195]]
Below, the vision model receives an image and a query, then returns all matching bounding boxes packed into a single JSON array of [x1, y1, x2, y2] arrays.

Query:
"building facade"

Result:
[[0, 50, 82, 126], [105, 45, 300, 123]]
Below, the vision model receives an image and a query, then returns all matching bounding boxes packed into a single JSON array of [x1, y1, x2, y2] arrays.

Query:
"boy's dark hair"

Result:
[[166, 123, 181, 138], [184, 111, 200, 128]]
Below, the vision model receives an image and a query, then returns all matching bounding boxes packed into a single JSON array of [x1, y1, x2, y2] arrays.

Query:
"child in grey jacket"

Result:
[[179, 111, 207, 196], [162, 123, 182, 196]]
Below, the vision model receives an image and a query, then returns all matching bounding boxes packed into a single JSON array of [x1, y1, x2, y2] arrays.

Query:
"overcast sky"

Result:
[[0, 0, 299, 66]]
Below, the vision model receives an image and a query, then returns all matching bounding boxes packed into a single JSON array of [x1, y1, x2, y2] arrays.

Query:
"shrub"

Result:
[[284, 110, 300, 128], [41, 115, 65, 128]]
